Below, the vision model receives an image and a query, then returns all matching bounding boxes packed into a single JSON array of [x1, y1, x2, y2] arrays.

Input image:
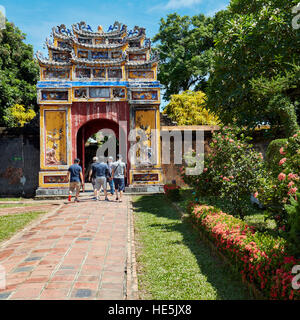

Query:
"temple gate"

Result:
[[35, 21, 163, 196]]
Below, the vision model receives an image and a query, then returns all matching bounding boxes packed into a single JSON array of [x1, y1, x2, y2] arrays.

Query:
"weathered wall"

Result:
[[0, 127, 40, 198]]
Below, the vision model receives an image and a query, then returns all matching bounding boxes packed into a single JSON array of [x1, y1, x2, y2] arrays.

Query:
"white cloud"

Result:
[[148, 0, 203, 12], [164, 0, 203, 9]]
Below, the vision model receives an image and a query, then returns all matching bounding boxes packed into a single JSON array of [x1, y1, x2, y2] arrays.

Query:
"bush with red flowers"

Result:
[[189, 202, 300, 300]]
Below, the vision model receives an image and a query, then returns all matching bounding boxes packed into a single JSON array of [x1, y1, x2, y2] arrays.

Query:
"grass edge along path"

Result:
[[0, 211, 46, 243], [133, 195, 252, 300]]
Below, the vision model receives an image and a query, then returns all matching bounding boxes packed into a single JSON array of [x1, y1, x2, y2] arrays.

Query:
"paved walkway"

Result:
[[0, 193, 129, 300]]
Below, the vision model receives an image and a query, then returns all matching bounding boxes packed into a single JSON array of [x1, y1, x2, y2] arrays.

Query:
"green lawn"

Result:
[[0, 203, 42, 209], [0, 211, 46, 242], [0, 198, 24, 202], [178, 189, 277, 233], [133, 195, 251, 300]]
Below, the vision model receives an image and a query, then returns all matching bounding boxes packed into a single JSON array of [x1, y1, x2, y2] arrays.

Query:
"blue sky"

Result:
[[1, 0, 229, 53]]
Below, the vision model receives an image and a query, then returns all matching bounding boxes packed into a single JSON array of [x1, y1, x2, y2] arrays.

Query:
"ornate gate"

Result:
[[36, 21, 163, 196]]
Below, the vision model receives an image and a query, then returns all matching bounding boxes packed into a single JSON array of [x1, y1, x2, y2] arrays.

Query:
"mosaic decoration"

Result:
[[129, 54, 146, 61], [78, 50, 88, 59], [43, 68, 70, 80], [91, 51, 108, 59], [112, 88, 126, 99], [89, 87, 110, 98], [107, 68, 122, 79], [74, 88, 88, 99], [129, 70, 154, 79], [52, 52, 70, 62], [75, 68, 91, 78], [78, 38, 92, 44], [132, 91, 158, 101], [44, 175, 69, 184], [93, 68, 105, 78], [133, 173, 159, 182], [41, 91, 68, 101], [112, 51, 122, 59], [135, 110, 156, 166], [45, 110, 67, 166], [57, 41, 70, 49]]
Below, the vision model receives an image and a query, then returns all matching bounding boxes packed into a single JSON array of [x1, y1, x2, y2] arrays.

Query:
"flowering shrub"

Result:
[[164, 184, 181, 201], [258, 132, 300, 226], [189, 202, 300, 300], [182, 126, 268, 217]]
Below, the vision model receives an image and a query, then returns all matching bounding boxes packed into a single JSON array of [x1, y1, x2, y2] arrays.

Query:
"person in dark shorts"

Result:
[[68, 158, 84, 202], [88, 156, 98, 199], [112, 154, 126, 202], [107, 156, 115, 196]]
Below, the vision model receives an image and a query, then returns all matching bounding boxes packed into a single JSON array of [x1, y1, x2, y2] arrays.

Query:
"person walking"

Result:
[[94, 156, 110, 201], [112, 154, 126, 202], [107, 156, 115, 197], [88, 156, 98, 200], [67, 158, 84, 202]]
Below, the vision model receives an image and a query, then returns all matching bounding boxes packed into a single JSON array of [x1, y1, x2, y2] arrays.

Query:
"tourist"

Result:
[[88, 156, 99, 199], [94, 156, 109, 201], [112, 154, 126, 202], [67, 158, 84, 202], [107, 156, 115, 196]]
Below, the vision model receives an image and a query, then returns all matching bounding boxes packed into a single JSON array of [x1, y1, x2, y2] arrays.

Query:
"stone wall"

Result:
[[0, 127, 40, 198]]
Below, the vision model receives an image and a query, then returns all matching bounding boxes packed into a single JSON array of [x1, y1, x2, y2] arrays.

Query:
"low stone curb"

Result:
[[126, 198, 139, 300]]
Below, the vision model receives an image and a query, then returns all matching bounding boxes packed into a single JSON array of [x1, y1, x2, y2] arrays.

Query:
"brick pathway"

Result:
[[0, 195, 129, 300]]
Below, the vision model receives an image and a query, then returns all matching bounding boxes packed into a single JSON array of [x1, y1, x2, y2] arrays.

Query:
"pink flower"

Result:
[[223, 177, 230, 182], [293, 134, 298, 138], [254, 192, 258, 198], [279, 158, 287, 166], [229, 139, 234, 143], [288, 187, 298, 195], [279, 147, 286, 155], [203, 168, 208, 173], [288, 181, 295, 188], [278, 173, 286, 181]]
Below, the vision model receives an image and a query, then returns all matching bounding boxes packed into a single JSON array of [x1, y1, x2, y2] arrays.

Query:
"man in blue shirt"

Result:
[[68, 158, 84, 202], [92, 157, 109, 201]]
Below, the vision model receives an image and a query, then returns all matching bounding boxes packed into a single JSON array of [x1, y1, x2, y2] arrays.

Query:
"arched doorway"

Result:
[[76, 118, 128, 183]]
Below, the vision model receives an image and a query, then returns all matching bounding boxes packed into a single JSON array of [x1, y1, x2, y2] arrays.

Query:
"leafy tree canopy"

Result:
[[0, 21, 39, 126], [3, 104, 36, 127], [163, 90, 220, 126], [207, 0, 300, 136], [153, 13, 215, 100]]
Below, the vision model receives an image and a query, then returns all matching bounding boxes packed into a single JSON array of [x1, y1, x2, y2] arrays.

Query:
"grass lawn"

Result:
[[133, 195, 251, 300], [178, 189, 277, 233], [0, 203, 42, 209], [0, 211, 46, 242], [0, 198, 24, 202]]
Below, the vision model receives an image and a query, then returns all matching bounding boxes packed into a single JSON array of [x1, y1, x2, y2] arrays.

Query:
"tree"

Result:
[[163, 90, 220, 125], [3, 104, 36, 127], [207, 0, 300, 137], [153, 13, 215, 100], [0, 21, 39, 126]]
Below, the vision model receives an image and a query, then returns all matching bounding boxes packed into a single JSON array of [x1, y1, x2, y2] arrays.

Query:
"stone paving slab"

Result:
[[0, 195, 129, 300]]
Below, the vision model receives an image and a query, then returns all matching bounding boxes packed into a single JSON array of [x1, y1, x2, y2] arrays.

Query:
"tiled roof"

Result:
[[72, 22, 127, 38], [70, 51, 126, 66], [46, 39, 72, 52], [36, 51, 72, 67], [72, 37, 127, 49]]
